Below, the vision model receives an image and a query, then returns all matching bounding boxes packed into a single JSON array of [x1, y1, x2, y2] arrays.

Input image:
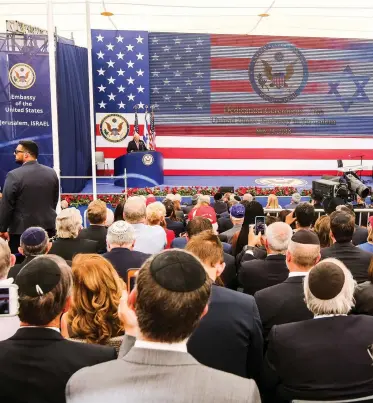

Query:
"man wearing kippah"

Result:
[[66, 250, 261, 403], [220, 203, 245, 243], [261, 258, 373, 402], [255, 230, 321, 341]]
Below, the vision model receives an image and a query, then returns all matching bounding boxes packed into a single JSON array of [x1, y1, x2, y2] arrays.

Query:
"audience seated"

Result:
[[238, 222, 293, 295], [220, 204, 245, 243], [354, 257, 373, 316], [358, 216, 373, 253], [321, 210, 372, 283], [286, 202, 315, 231], [255, 230, 320, 340], [0, 255, 116, 403], [261, 258, 373, 402], [186, 231, 263, 380], [172, 193, 185, 221], [187, 195, 218, 232], [146, 201, 175, 248], [50, 208, 98, 261], [278, 209, 292, 223], [78, 200, 108, 253], [243, 193, 254, 202], [0, 238, 19, 341], [66, 249, 261, 403], [163, 199, 185, 237], [61, 254, 124, 349], [182, 193, 199, 215], [7, 227, 52, 279], [284, 192, 301, 209], [124, 196, 166, 254], [103, 221, 150, 281], [217, 200, 237, 233], [265, 194, 282, 209], [314, 215, 333, 248], [213, 192, 228, 215]]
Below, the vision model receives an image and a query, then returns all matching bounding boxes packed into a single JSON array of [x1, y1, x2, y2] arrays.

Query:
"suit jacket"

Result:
[[0, 161, 59, 234], [0, 327, 116, 403], [218, 216, 233, 234], [353, 225, 369, 246], [78, 225, 108, 254], [321, 241, 373, 283], [213, 200, 227, 215], [239, 254, 289, 295], [49, 238, 98, 261], [103, 247, 150, 281], [261, 316, 373, 402], [353, 281, 373, 315], [188, 285, 263, 379], [165, 217, 185, 237], [126, 140, 147, 153], [254, 276, 312, 340], [66, 342, 261, 403]]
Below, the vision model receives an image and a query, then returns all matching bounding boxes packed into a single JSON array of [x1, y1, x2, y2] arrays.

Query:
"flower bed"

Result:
[[61, 186, 312, 206]]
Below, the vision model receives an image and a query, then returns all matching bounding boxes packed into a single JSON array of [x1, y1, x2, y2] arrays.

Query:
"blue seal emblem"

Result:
[[249, 42, 308, 103]]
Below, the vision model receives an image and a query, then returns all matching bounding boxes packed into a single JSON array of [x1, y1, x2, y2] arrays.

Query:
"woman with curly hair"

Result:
[[61, 254, 124, 346]]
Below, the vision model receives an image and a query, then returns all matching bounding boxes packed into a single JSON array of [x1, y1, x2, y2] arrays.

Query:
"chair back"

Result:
[[293, 395, 373, 403], [95, 151, 105, 164], [127, 269, 139, 293]]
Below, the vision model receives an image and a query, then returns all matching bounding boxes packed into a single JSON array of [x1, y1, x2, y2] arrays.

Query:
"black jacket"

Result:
[[165, 217, 185, 237], [254, 276, 312, 341], [321, 241, 373, 283], [188, 285, 263, 380], [78, 225, 108, 254], [261, 316, 373, 402], [218, 216, 233, 234], [239, 254, 288, 295], [49, 238, 98, 261], [0, 161, 59, 234], [213, 200, 227, 215], [353, 281, 373, 315], [126, 140, 147, 153], [353, 225, 369, 246], [0, 327, 116, 403], [103, 247, 150, 281]]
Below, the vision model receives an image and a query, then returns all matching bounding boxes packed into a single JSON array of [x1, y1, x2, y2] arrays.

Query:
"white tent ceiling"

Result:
[[1, 0, 373, 47]]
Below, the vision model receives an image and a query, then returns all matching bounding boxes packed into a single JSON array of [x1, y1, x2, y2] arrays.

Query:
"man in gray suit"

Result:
[[0, 141, 59, 253], [66, 249, 261, 403]]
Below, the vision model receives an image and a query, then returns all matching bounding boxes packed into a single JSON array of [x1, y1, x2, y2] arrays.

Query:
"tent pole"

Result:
[[47, 0, 61, 210], [85, 0, 98, 200]]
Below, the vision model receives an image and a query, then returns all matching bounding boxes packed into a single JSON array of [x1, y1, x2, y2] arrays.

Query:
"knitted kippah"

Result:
[[20, 227, 47, 246]]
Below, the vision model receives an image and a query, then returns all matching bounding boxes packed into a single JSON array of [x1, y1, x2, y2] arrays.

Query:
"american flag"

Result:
[[92, 30, 150, 173], [149, 33, 373, 176]]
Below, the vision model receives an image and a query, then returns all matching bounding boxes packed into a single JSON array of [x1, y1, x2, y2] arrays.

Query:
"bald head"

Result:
[[243, 193, 253, 202]]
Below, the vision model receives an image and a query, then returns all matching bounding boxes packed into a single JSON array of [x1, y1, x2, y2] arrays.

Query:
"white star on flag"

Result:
[[152, 87, 159, 94], [197, 103, 204, 109], [97, 68, 105, 75], [117, 85, 125, 92], [164, 62, 170, 69], [174, 71, 182, 77], [151, 54, 159, 61], [185, 94, 193, 102], [152, 71, 160, 77], [175, 103, 182, 110], [117, 68, 125, 76], [174, 38, 181, 44], [196, 55, 203, 62], [163, 94, 171, 102], [196, 87, 204, 93], [136, 35, 144, 43], [127, 77, 135, 85], [137, 85, 145, 93], [98, 101, 106, 108], [117, 52, 124, 60], [116, 35, 123, 42], [175, 87, 181, 93], [128, 93, 135, 101], [106, 43, 114, 51], [185, 46, 193, 53], [118, 101, 126, 109], [107, 60, 115, 68], [137, 69, 144, 76], [196, 71, 204, 78], [127, 61, 134, 68], [152, 37, 159, 44], [96, 34, 104, 42], [184, 62, 193, 69], [107, 76, 116, 84], [137, 53, 144, 60], [175, 54, 181, 60], [138, 101, 145, 109], [163, 46, 170, 52], [97, 51, 104, 59], [126, 44, 134, 51], [163, 78, 170, 85], [196, 38, 204, 45], [185, 79, 193, 85], [98, 85, 106, 92], [108, 93, 116, 100]]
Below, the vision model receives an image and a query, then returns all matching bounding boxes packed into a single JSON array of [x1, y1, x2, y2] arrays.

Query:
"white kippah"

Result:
[[108, 220, 134, 242]]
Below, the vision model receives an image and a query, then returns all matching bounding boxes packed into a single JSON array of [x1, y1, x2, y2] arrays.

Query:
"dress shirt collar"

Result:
[[288, 271, 308, 278], [314, 314, 347, 319], [134, 339, 187, 353], [24, 326, 60, 333]]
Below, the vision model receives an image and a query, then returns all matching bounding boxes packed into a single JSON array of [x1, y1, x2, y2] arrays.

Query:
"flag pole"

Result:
[[85, 0, 97, 200]]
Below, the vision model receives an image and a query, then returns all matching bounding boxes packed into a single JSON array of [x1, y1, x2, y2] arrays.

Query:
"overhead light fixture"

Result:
[[258, 13, 270, 17], [101, 11, 114, 16]]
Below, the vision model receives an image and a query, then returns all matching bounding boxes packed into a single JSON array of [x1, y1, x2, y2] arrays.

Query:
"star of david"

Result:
[[328, 66, 371, 112]]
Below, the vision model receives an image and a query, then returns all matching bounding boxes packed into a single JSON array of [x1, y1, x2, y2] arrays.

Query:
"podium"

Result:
[[114, 151, 164, 188]]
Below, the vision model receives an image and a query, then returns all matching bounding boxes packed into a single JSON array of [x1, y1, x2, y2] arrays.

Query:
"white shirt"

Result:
[[26, 326, 60, 333], [132, 223, 167, 254], [314, 314, 347, 319], [288, 271, 308, 278], [134, 339, 188, 353], [0, 279, 20, 341]]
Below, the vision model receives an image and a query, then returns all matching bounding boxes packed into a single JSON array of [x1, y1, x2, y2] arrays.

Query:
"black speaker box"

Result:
[[219, 186, 235, 193]]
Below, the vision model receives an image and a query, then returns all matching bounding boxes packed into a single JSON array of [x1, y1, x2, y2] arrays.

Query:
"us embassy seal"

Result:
[[9, 63, 36, 90], [99, 114, 129, 143], [249, 42, 308, 103], [142, 154, 154, 166]]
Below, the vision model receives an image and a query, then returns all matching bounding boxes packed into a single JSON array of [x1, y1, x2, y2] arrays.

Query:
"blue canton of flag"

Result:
[[148, 33, 211, 114], [92, 30, 150, 114]]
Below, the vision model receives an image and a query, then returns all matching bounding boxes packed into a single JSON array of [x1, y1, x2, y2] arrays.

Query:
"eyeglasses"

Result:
[[14, 150, 24, 155]]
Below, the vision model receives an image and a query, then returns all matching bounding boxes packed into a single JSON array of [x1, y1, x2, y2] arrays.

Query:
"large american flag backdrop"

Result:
[[92, 30, 373, 176]]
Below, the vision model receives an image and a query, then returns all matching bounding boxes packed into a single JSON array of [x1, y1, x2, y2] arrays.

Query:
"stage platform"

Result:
[[70, 175, 373, 195]]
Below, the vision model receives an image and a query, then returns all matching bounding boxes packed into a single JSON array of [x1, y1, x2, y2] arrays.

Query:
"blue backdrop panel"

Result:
[[114, 151, 164, 188], [0, 47, 52, 189], [56, 42, 92, 193]]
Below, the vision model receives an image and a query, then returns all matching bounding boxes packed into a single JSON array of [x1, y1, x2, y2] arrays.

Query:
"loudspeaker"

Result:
[[219, 186, 235, 193]]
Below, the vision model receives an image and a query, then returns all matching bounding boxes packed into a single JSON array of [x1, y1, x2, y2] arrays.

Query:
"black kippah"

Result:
[[16, 257, 61, 297], [308, 261, 345, 300], [292, 230, 320, 245], [150, 250, 207, 292]]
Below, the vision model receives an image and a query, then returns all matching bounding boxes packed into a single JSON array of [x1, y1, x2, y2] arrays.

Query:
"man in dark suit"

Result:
[[239, 222, 293, 295], [212, 192, 227, 215], [261, 259, 373, 402], [103, 220, 150, 282], [321, 210, 373, 283], [0, 141, 59, 253], [186, 231, 263, 380], [126, 132, 147, 153], [255, 230, 320, 341], [78, 200, 108, 253], [0, 255, 116, 403]]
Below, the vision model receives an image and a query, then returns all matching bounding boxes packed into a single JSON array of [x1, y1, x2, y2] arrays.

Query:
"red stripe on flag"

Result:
[[97, 169, 114, 176], [157, 148, 373, 161], [96, 148, 127, 158]]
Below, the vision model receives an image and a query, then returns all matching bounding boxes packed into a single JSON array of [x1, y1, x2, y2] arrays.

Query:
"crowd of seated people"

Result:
[[2, 191, 373, 402]]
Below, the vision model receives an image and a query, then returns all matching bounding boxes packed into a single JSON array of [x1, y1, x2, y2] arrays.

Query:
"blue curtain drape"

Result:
[[56, 42, 92, 193]]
